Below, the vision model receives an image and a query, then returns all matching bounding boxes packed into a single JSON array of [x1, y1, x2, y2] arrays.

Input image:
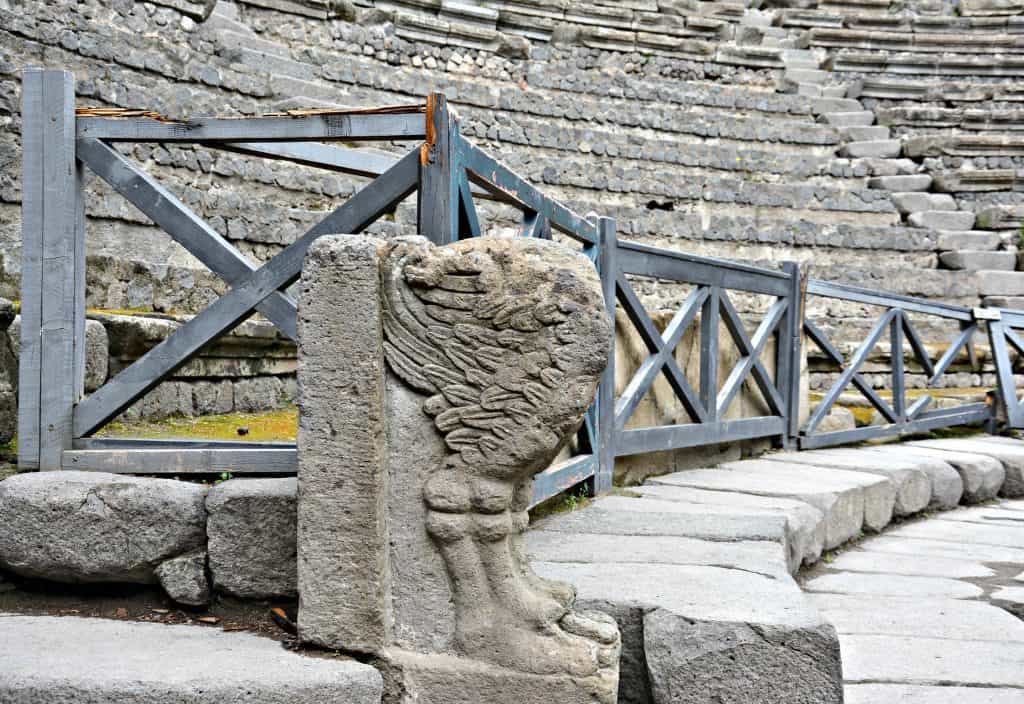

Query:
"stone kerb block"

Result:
[[296, 235, 619, 704]]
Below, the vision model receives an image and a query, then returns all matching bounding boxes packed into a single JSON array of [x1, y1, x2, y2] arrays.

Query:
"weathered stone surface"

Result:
[[840, 140, 902, 158], [823, 551, 995, 579], [84, 319, 109, 392], [940, 250, 1016, 270], [804, 572, 984, 599], [935, 231, 1002, 251], [0, 614, 383, 703], [866, 174, 932, 191], [885, 519, 1024, 548], [765, 449, 931, 516], [862, 535, 1024, 563], [845, 685, 1024, 704], [650, 466, 863, 549], [631, 483, 825, 570], [0, 471, 206, 584], [891, 192, 956, 214], [297, 235, 618, 703], [841, 635, 1024, 687], [976, 271, 1024, 296], [822, 111, 875, 127], [870, 445, 1004, 503], [206, 478, 296, 598], [907, 210, 977, 230], [154, 549, 210, 607], [909, 437, 1024, 496], [831, 446, 963, 509]]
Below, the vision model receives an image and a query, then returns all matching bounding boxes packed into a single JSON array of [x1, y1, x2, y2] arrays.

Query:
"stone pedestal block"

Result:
[[296, 235, 619, 704]]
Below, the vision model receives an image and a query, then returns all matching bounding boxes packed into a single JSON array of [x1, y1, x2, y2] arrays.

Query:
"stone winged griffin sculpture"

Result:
[[380, 235, 617, 679]]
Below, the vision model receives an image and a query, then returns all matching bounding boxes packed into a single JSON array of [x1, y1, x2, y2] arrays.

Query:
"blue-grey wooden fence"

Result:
[[18, 68, 1021, 507]]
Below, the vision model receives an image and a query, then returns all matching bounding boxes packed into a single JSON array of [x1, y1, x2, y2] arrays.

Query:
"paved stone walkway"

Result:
[[802, 498, 1024, 703]]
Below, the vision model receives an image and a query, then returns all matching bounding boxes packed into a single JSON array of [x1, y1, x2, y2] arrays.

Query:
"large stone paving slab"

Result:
[[823, 551, 996, 579], [649, 467, 864, 550], [884, 518, 1024, 549], [856, 535, 1024, 563], [803, 572, 984, 599], [865, 445, 1004, 503], [820, 446, 963, 509], [763, 449, 933, 515], [840, 634, 1024, 687], [807, 594, 1024, 641], [908, 438, 1024, 497], [0, 614, 383, 703], [845, 684, 1024, 703]]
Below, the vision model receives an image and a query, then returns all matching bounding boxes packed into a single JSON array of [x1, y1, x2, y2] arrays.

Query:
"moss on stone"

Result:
[[96, 407, 298, 443]]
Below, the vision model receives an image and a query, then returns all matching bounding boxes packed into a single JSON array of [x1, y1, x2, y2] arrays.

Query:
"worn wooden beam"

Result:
[[418, 93, 459, 245], [799, 403, 990, 449], [219, 141, 401, 179], [529, 454, 596, 508], [594, 217, 617, 495], [77, 111, 426, 142], [62, 448, 297, 473], [716, 297, 787, 418], [616, 416, 786, 457], [456, 169, 482, 240], [73, 148, 421, 437], [76, 137, 298, 340], [806, 279, 973, 321], [699, 286, 721, 422]]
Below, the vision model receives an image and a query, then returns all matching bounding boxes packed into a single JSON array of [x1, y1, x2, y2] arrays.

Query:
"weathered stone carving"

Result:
[[296, 235, 619, 704]]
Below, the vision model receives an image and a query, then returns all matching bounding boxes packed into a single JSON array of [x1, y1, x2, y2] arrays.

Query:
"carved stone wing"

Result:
[[381, 236, 610, 473]]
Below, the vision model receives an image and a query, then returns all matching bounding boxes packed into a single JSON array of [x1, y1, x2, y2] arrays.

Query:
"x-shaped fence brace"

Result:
[[987, 309, 1024, 427]]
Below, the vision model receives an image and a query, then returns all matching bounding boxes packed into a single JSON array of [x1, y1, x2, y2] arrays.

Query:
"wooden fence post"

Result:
[[594, 216, 617, 495], [18, 68, 84, 471], [780, 261, 803, 447], [417, 92, 459, 245]]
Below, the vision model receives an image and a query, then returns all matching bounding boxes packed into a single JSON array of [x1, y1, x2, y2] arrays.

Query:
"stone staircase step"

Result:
[[978, 270, 1024, 296], [812, 97, 866, 114], [840, 125, 890, 141], [864, 445, 1005, 503], [866, 174, 932, 190], [0, 614, 383, 703], [839, 139, 903, 158], [976, 204, 1024, 229], [939, 250, 1017, 271], [891, 192, 957, 214], [907, 210, 977, 229], [781, 48, 825, 68], [785, 68, 831, 84], [798, 83, 851, 98], [935, 230, 1003, 250], [804, 572, 985, 599], [908, 437, 1024, 497]]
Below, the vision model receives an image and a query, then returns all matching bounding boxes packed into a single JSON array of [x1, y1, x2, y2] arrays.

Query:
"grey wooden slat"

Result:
[[529, 454, 596, 508], [62, 448, 297, 474], [891, 310, 906, 422], [799, 404, 990, 449], [699, 286, 721, 422], [717, 292, 786, 418], [219, 141, 401, 179], [1004, 326, 1024, 357], [804, 309, 898, 434], [418, 93, 458, 245], [77, 138, 298, 339], [73, 158, 87, 404], [901, 313, 935, 378], [520, 211, 551, 239], [616, 244, 790, 297], [993, 307, 1024, 329], [17, 69, 45, 470], [782, 262, 803, 440], [74, 437, 296, 450], [458, 141, 598, 245], [907, 394, 932, 422], [928, 324, 975, 385], [806, 279, 973, 321], [716, 298, 787, 418], [594, 217, 617, 495], [73, 148, 421, 437], [37, 70, 81, 471], [614, 286, 708, 430], [616, 416, 786, 457], [988, 320, 1024, 427], [457, 169, 482, 240], [77, 111, 426, 142], [616, 272, 707, 425], [804, 319, 897, 423]]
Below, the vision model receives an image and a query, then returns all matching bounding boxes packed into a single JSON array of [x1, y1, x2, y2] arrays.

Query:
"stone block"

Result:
[[935, 231, 1002, 251], [0, 614, 383, 703], [0, 472, 206, 584], [840, 125, 889, 141], [154, 549, 211, 607], [977, 271, 1024, 296], [84, 320, 109, 392], [804, 572, 983, 599], [940, 251, 1017, 271], [976, 205, 1024, 230], [866, 174, 932, 191], [206, 478, 297, 598], [840, 140, 902, 158], [907, 210, 977, 230], [846, 685, 1024, 704], [866, 445, 1003, 504], [891, 192, 956, 214], [233, 375, 284, 412], [909, 437, 1024, 497]]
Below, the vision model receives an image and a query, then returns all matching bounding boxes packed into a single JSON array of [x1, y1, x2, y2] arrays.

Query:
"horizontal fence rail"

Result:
[[17, 67, 1024, 508]]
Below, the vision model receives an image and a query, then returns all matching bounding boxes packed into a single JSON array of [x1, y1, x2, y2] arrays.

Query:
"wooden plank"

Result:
[[804, 319, 897, 423], [594, 217, 617, 495], [459, 141, 598, 245], [988, 320, 1024, 427], [418, 93, 459, 245], [62, 448, 297, 474], [716, 298, 786, 418], [614, 286, 707, 430], [799, 403, 990, 449], [219, 141, 402, 179], [929, 324, 975, 385], [803, 309, 897, 434], [456, 168, 481, 240], [17, 69, 45, 470], [806, 279, 973, 321], [901, 313, 935, 378], [37, 70, 81, 471], [529, 454, 596, 508], [699, 286, 720, 421], [74, 437, 296, 450], [520, 211, 551, 239], [73, 148, 421, 437], [782, 262, 803, 441], [616, 416, 786, 457], [77, 112, 426, 142], [77, 138, 298, 339], [891, 310, 906, 422], [717, 292, 786, 417]]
